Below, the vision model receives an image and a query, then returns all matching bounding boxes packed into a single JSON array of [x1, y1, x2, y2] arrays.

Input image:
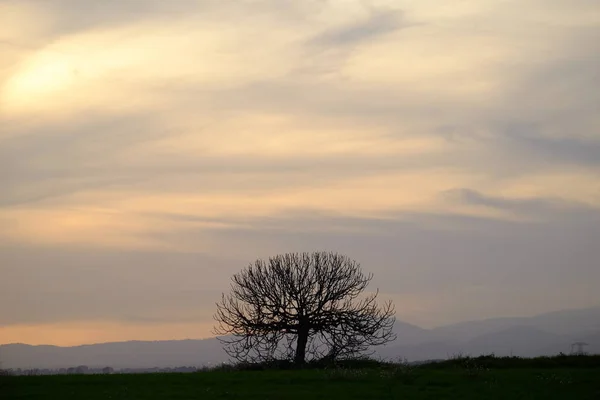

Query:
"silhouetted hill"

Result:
[[0, 339, 226, 369], [429, 307, 600, 341], [2, 306, 598, 369], [378, 307, 600, 361], [390, 320, 432, 344], [463, 325, 568, 357], [376, 340, 462, 362]]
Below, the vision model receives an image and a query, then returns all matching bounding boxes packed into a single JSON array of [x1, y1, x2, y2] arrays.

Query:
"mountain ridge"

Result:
[[2, 306, 599, 369]]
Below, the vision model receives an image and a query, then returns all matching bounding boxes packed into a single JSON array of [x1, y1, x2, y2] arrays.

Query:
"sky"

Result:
[[0, 0, 599, 347]]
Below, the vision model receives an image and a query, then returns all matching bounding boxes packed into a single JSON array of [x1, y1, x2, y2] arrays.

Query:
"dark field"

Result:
[[3, 356, 600, 400]]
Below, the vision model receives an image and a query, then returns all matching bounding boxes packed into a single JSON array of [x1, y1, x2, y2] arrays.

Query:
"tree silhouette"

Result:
[[214, 251, 396, 365]]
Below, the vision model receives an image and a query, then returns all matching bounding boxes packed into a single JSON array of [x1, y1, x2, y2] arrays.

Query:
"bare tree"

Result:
[[213, 251, 396, 365]]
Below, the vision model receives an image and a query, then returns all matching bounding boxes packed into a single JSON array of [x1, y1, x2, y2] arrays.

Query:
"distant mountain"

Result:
[[462, 325, 569, 357], [390, 320, 432, 345], [428, 307, 600, 342], [378, 307, 600, 362], [376, 341, 461, 362], [0, 339, 226, 369], [2, 306, 599, 369]]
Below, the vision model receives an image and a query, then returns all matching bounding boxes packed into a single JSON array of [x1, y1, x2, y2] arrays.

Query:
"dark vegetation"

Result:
[[2, 355, 599, 399]]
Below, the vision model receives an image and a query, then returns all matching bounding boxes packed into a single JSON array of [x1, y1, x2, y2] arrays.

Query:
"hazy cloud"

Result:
[[1, 0, 599, 345], [443, 188, 599, 217], [310, 9, 407, 48]]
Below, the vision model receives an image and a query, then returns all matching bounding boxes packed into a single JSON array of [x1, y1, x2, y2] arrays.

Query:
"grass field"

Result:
[[2, 356, 600, 399]]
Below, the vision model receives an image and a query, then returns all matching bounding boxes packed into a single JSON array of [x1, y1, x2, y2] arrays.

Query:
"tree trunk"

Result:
[[294, 327, 309, 365]]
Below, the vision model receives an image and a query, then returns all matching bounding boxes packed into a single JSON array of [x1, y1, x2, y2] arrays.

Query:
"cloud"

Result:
[[309, 9, 407, 48], [1, 0, 599, 344], [504, 131, 600, 167], [442, 188, 600, 222], [3, 203, 598, 331]]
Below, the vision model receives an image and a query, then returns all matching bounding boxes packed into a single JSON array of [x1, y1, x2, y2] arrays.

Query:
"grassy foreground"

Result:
[[2, 356, 600, 399]]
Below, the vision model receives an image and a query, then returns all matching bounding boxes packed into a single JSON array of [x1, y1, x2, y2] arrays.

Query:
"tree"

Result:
[[213, 251, 396, 365]]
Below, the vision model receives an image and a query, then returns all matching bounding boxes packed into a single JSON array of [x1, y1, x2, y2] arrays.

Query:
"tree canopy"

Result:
[[214, 251, 396, 364]]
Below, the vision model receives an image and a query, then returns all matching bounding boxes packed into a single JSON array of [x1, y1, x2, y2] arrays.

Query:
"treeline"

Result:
[[3, 354, 598, 376], [201, 353, 600, 372], [1, 366, 198, 376], [422, 353, 600, 370]]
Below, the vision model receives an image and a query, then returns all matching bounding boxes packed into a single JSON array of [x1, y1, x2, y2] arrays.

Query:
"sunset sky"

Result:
[[1, 0, 599, 346]]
